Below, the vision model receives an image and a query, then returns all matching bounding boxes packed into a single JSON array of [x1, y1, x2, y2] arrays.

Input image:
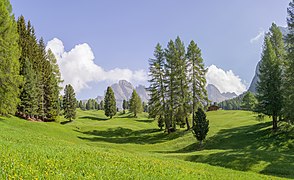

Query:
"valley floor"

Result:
[[0, 110, 293, 179]]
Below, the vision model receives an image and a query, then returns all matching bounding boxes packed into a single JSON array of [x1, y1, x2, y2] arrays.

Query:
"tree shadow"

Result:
[[135, 119, 154, 123], [157, 121, 294, 179], [76, 127, 188, 144], [79, 116, 109, 121], [60, 120, 73, 125]]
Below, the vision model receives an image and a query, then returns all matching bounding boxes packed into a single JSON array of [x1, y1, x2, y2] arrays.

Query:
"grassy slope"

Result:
[[0, 110, 293, 179]]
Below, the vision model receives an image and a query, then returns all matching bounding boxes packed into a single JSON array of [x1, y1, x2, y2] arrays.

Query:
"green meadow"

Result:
[[0, 110, 293, 179]]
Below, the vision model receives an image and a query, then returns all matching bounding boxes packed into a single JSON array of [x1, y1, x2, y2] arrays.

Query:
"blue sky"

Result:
[[10, 0, 290, 99]]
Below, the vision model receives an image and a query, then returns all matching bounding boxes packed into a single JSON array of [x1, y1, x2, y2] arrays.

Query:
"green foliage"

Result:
[[104, 87, 116, 118], [219, 95, 243, 110], [63, 84, 76, 121], [256, 25, 284, 130], [129, 90, 143, 117], [0, 0, 22, 115], [122, 99, 127, 114], [241, 92, 257, 111], [192, 108, 209, 145], [283, 1, 294, 124]]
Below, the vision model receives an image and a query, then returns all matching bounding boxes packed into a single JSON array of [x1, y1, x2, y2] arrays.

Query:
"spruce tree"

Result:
[[148, 43, 167, 130], [192, 108, 209, 146], [0, 0, 22, 115], [78, 100, 84, 110], [187, 40, 208, 126], [63, 84, 76, 121], [122, 99, 127, 114], [129, 90, 143, 118], [256, 34, 283, 130], [104, 87, 116, 118], [283, 0, 294, 124]]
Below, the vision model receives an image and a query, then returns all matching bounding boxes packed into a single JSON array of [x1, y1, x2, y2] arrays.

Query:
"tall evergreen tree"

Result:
[[104, 87, 116, 118], [187, 40, 208, 126], [63, 84, 76, 121], [0, 0, 22, 115], [129, 90, 143, 118], [283, 0, 294, 124], [174, 37, 191, 130], [148, 43, 167, 130], [256, 34, 283, 130], [164, 40, 181, 131]]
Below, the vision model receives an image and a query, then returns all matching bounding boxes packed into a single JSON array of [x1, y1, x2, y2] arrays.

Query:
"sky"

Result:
[[10, 0, 290, 99]]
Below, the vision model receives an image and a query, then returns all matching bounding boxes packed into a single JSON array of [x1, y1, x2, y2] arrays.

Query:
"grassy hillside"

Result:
[[0, 110, 293, 179]]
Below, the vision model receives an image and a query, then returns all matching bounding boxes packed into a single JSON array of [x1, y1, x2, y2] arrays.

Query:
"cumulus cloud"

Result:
[[46, 38, 147, 93], [250, 30, 265, 43], [206, 65, 246, 95]]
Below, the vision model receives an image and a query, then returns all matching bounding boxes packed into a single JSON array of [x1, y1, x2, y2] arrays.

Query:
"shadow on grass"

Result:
[[157, 121, 294, 179], [77, 127, 188, 144], [79, 116, 109, 121], [135, 119, 154, 123], [60, 120, 73, 125]]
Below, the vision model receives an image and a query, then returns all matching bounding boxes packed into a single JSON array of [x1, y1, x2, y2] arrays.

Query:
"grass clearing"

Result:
[[0, 110, 293, 179]]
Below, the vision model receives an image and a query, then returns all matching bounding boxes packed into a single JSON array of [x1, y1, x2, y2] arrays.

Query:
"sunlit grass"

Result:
[[0, 109, 292, 179]]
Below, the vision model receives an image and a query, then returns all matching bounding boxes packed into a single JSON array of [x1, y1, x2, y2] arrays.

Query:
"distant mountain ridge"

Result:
[[206, 84, 237, 103], [94, 80, 149, 109]]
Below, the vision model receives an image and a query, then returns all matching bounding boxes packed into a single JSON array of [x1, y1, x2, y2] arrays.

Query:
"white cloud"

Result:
[[46, 38, 147, 93], [250, 30, 265, 43], [206, 65, 246, 95]]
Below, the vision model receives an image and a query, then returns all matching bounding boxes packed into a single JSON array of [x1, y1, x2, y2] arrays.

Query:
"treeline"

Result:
[[148, 37, 208, 133], [0, 0, 66, 121]]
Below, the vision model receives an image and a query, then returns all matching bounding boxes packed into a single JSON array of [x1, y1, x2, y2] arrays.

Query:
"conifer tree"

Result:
[[187, 40, 208, 126], [129, 90, 143, 117], [256, 34, 283, 130], [241, 92, 257, 111], [0, 0, 22, 115], [78, 100, 84, 110], [104, 87, 116, 118], [174, 37, 191, 130], [100, 100, 104, 110], [192, 108, 209, 146], [63, 84, 76, 121], [148, 43, 167, 129], [283, 0, 294, 123], [122, 99, 127, 114], [164, 40, 181, 131]]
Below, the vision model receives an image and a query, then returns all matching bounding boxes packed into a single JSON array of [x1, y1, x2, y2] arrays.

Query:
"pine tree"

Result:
[[192, 108, 209, 146], [63, 84, 76, 121], [283, 0, 294, 124], [78, 100, 84, 110], [104, 87, 116, 118], [241, 92, 257, 111], [256, 34, 283, 130], [187, 40, 208, 126], [100, 100, 104, 110], [122, 99, 127, 114], [129, 90, 143, 117], [0, 0, 22, 115], [148, 43, 167, 130]]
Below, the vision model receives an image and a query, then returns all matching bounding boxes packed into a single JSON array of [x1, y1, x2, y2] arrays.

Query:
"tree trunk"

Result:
[[272, 115, 278, 131], [185, 117, 190, 130], [199, 140, 203, 147]]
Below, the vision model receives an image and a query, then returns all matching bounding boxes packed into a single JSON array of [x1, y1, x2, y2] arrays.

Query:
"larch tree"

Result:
[[129, 90, 143, 118], [0, 0, 22, 115], [63, 84, 76, 121], [256, 34, 283, 131], [104, 87, 116, 118], [148, 43, 167, 130], [283, 0, 294, 124], [187, 40, 208, 126]]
